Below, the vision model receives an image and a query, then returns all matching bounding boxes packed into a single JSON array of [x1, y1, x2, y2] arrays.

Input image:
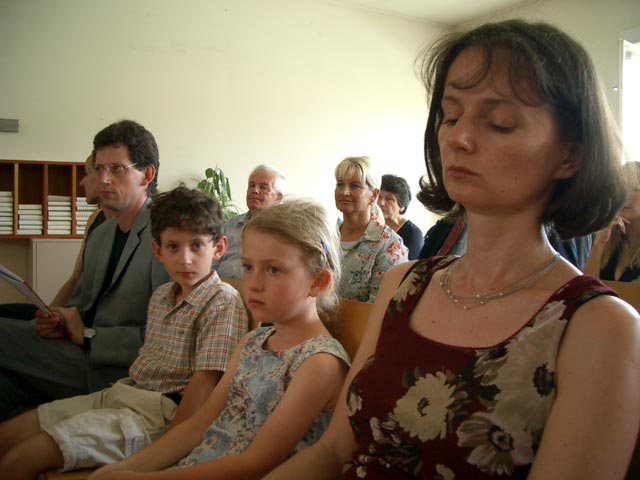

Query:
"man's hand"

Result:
[[35, 306, 85, 345]]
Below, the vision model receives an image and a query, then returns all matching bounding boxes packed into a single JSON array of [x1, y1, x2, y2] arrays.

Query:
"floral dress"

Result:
[[343, 256, 615, 479], [174, 327, 350, 468], [339, 216, 409, 303]]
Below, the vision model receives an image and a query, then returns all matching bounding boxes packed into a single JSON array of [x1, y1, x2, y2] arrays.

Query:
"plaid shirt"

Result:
[[129, 271, 248, 394]]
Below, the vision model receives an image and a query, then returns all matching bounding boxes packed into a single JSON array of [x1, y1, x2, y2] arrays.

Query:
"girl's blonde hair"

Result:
[[243, 198, 342, 333], [602, 161, 640, 271], [334, 156, 383, 219]]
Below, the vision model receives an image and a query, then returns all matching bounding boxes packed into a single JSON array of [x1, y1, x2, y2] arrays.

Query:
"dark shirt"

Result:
[[600, 247, 640, 282], [397, 220, 424, 260], [83, 227, 130, 327]]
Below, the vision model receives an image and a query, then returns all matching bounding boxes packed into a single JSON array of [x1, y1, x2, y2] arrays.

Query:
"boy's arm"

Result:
[[163, 283, 247, 428], [89, 335, 247, 480], [118, 351, 349, 480], [168, 370, 222, 428]]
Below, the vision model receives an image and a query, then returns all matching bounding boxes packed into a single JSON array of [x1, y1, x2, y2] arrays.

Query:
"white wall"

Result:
[[1, 0, 637, 301], [0, 0, 443, 224], [0, 0, 445, 301], [471, 0, 640, 125]]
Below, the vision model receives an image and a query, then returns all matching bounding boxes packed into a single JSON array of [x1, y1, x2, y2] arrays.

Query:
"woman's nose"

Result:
[[444, 117, 475, 152]]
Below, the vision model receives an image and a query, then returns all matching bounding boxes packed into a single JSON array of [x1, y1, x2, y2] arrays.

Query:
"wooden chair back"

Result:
[[334, 298, 372, 360], [602, 280, 640, 312]]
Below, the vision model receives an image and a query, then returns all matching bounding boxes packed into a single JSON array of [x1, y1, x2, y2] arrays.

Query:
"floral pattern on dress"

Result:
[[338, 215, 408, 303], [342, 257, 616, 479], [174, 327, 350, 469]]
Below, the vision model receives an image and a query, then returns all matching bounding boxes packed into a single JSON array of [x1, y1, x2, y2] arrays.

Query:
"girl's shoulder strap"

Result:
[[290, 335, 351, 372]]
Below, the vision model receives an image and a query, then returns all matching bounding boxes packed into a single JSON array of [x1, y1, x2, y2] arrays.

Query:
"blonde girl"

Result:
[[89, 199, 350, 480]]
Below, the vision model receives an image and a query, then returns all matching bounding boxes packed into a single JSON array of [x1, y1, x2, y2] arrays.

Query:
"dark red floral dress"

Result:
[[342, 256, 615, 479]]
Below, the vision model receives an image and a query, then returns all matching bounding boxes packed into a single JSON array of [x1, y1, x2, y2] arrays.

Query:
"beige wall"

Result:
[[1, 0, 638, 301], [471, 0, 640, 124], [0, 0, 445, 301]]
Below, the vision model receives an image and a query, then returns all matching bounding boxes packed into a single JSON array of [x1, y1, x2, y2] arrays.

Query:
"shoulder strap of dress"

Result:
[[550, 274, 619, 320], [290, 336, 351, 372]]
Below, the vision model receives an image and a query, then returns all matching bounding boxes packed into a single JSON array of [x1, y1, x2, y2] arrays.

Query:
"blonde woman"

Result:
[[584, 161, 640, 281], [334, 157, 408, 303]]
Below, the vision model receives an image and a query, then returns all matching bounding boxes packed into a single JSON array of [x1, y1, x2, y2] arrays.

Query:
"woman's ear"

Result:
[[310, 269, 331, 297], [370, 188, 380, 204], [555, 143, 582, 180]]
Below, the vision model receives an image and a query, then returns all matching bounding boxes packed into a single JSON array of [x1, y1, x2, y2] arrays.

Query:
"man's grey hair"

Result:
[[250, 164, 287, 195]]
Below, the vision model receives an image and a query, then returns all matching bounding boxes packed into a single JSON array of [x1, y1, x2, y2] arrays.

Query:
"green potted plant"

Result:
[[197, 167, 240, 221]]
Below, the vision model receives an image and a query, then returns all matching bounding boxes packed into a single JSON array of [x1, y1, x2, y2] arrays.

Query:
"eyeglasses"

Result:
[[94, 163, 139, 177]]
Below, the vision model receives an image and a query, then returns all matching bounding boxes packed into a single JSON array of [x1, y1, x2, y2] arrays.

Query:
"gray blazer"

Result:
[[68, 198, 170, 389]]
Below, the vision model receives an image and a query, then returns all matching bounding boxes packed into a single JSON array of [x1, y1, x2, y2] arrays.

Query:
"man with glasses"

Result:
[[212, 164, 286, 279], [0, 120, 170, 421]]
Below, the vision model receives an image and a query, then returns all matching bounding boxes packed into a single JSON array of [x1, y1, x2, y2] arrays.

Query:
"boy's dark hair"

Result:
[[150, 185, 224, 244], [93, 119, 160, 195], [416, 19, 627, 238]]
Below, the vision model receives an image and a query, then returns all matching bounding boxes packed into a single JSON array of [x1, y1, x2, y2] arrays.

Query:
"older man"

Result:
[[0, 120, 170, 421], [213, 164, 286, 279]]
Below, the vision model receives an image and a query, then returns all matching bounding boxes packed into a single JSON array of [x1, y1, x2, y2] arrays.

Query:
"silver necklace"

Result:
[[439, 253, 561, 310]]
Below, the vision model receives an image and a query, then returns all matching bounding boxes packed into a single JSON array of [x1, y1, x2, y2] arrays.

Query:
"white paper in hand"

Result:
[[0, 264, 50, 311]]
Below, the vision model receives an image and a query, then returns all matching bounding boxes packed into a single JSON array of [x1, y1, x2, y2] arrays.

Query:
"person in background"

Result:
[[378, 174, 424, 260], [0, 185, 248, 479], [212, 164, 286, 280], [335, 157, 408, 303], [49, 153, 116, 307], [265, 19, 639, 479], [0, 119, 171, 422], [87, 199, 350, 480], [0, 154, 115, 320], [584, 161, 640, 281]]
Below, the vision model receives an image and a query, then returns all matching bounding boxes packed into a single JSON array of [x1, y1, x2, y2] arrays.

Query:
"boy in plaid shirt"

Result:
[[0, 186, 248, 478]]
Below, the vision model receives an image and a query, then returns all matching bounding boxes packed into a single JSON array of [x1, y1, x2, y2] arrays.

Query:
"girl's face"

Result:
[[335, 171, 377, 215], [437, 47, 579, 218], [240, 230, 319, 325]]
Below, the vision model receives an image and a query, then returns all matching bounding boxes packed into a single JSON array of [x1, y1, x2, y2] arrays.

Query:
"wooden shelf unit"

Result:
[[0, 159, 87, 239]]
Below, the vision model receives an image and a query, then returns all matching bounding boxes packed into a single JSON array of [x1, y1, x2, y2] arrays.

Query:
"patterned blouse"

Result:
[[343, 256, 615, 479], [339, 216, 408, 303], [174, 327, 351, 468]]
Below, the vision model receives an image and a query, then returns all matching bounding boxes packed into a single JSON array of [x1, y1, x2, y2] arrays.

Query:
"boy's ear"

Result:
[[213, 235, 228, 261], [309, 269, 331, 297], [554, 142, 582, 180], [151, 239, 162, 261]]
